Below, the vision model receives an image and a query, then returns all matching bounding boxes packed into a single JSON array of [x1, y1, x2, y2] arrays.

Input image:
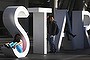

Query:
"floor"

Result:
[[1, 48, 90, 60]]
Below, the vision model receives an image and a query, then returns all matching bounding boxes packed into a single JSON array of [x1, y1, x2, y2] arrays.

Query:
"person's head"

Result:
[[48, 15, 54, 22], [14, 34, 21, 40], [49, 16, 54, 22]]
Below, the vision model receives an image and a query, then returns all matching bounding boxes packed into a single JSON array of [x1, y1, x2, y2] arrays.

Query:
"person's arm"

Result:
[[53, 21, 57, 35], [15, 40, 22, 46]]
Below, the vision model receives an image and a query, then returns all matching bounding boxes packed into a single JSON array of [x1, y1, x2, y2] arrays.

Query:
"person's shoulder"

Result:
[[53, 21, 57, 24], [53, 20, 56, 22]]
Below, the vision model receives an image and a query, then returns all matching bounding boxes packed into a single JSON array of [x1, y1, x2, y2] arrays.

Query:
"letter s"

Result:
[[3, 6, 30, 58]]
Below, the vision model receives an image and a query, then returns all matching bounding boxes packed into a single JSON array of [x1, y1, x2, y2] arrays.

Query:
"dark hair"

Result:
[[49, 15, 53, 18], [14, 34, 21, 40]]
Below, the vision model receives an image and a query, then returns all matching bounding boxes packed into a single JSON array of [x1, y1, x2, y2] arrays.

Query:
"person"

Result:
[[47, 16, 58, 53], [4, 34, 23, 53]]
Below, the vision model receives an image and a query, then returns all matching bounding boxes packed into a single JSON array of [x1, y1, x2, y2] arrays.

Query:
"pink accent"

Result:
[[21, 35, 27, 51]]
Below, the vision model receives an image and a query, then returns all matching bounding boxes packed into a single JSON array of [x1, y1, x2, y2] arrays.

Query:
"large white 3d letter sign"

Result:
[[3, 6, 30, 58], [82, 11, 90, 46]]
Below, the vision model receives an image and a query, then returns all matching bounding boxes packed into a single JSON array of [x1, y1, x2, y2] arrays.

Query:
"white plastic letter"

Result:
[[82, 11, 90, 46], [3, 6, 30, 58]]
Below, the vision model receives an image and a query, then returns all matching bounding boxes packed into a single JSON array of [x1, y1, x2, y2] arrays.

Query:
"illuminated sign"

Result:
[[2, 6, 90, 58]]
